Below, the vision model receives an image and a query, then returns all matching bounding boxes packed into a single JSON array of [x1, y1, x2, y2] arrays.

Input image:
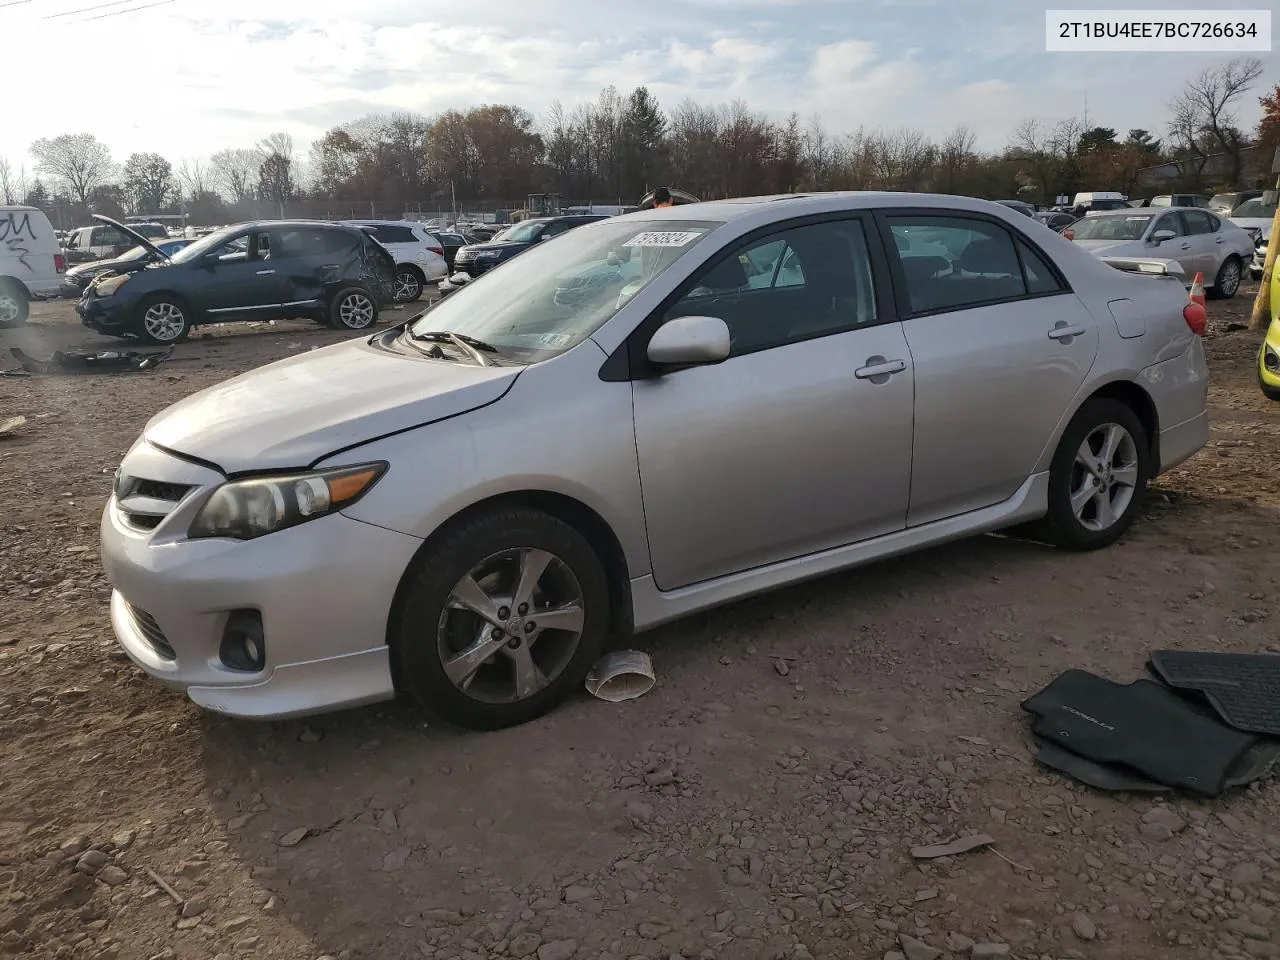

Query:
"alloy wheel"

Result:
[[142, 302, 186, 342], [0, 293, 19, 325], [394, 271, 422, 302], [339, 293, 375, 328], [1219, 259, 1241, 297], [436, 547, 586, 704], [1069, 422, 1139, 532]]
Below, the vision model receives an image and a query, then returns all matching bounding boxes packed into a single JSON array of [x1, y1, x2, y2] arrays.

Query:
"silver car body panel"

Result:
[[101, 191, 1212, 719]]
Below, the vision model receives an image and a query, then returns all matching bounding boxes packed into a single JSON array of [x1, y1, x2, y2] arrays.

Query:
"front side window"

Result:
[[887, 215, 1056, 314], [408, 218, 719, 363], [662, 217, 877, 357], [1070, 215, 1153, 242], [1152, 213, 1186, 237]]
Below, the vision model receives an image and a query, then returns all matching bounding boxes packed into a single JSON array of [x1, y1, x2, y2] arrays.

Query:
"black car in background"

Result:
[[452, 215, 609, 277], [60, 237, 195, 298], [434, 231, 477, 270], [77, 216, 397, 344]]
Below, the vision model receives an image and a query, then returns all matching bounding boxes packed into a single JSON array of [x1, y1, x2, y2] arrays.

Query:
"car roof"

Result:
[[344, 219, 428, 227]]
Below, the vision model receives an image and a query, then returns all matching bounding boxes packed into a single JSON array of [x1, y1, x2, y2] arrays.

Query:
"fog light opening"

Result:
[[220, 611, 266, 672], [1265, 349, 1280, 373]]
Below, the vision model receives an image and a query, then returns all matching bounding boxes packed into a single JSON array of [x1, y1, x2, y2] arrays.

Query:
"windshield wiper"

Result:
[[409, 330, 499, 365]]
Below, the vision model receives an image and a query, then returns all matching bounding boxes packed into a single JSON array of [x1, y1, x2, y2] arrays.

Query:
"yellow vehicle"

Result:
[[1261, 264, 1280, 401]]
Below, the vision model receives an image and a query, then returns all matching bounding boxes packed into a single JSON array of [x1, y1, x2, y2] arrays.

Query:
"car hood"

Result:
[[143, 337, 521, 473], [1072, 239, 1142, 257], [465, 240, 529, 254], [67, 254, 148, 278], [1231, 217, 1273, 236]]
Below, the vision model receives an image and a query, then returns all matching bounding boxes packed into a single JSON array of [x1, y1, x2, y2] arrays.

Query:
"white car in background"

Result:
[[1066, 207, 1254, 299], [1228, 198, 1277, 279], [344, 220, 448, 302]]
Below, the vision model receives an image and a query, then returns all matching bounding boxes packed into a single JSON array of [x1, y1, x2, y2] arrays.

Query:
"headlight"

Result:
[[188, 463, 387, 540], [94, 274, 130, 296], [476, 250, 501, 258]]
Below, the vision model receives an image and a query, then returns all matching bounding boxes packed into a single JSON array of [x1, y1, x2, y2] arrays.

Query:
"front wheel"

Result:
[[1029, 398, 1151, 551], [393, 268, 425, 303], [328, 287, 378, 330], [392, 507, 610, 730], [135, 295, 190, 344], [1208, 256, 1242, 300]]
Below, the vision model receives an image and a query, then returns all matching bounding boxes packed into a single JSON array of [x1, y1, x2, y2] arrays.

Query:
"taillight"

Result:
[[428, 245, 444, 256], [54, 253, 66, 273], [1183, 302, 1206, 336], [1063, 228, 1074, 241]]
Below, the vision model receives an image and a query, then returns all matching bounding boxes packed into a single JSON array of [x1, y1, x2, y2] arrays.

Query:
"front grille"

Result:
[[115, 474, 194, 531], [126, 603, 175, 660]]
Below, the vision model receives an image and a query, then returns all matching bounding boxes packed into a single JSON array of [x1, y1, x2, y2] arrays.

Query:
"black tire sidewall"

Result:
[[328, 287, 379, 329], [393, 508, 610, 730], [1043, 397, 1151, 550], [134, 295, 190, 344]]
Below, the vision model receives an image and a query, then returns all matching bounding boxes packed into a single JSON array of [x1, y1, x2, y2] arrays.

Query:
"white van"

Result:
[[1, 205, 65, 327], [1072, 191, 1129, 212]]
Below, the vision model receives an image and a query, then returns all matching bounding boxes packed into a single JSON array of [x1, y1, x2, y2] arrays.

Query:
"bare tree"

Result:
[[1169, 57, 1264, 187], [176, 158, 209, 198], [28, 133, 114, 204], [256, 132, 296, 216], [0, 158, 18, 204], [937, 125, 977, 194], [868, 128, 936, 191], [209, 148, 259, 203]]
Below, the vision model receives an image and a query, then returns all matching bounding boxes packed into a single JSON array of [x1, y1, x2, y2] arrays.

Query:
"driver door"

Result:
[[630, 215, 915, 590], [195, 230, 283, 320]]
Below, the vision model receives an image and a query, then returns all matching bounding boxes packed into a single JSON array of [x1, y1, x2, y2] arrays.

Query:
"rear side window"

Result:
[[887, 215, 1062, 314], [274, 227, 358, 257], [1181, 210, 1216, 235], [369, 224, 417, 244]]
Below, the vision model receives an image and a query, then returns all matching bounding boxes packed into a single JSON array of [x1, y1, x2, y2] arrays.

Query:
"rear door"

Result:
[[878, 211, 1100, 526], [1179, 209, 1224, 280], [270, 225, 361, 310]]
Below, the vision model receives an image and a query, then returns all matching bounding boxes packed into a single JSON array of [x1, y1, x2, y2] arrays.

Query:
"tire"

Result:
[[327, 287, 379, 330], [1030, 397, 1151, 551], [0, 282, 29, 328], [1208, 256, 1242, 300], [134, 294, 190, 344], [392, 507, 610, 730], [393, 266, 425, 303]]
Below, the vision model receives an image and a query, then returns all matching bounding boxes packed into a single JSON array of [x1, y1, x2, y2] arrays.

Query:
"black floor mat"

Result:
[[1149, 651, 1280, 737], [1034, 736, 1280, 793], [1021, 669, 1257, 797]]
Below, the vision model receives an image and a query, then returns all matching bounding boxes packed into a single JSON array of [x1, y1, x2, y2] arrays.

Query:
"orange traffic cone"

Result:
[[1190, 272, 1206, 308]]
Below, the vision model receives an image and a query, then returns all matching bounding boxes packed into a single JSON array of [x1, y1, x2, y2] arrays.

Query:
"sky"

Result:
[[0, 0, 1275, 171]]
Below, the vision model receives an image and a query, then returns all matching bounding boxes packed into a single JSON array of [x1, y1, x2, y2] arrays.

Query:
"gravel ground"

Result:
[[1, 288, 1278, 960]]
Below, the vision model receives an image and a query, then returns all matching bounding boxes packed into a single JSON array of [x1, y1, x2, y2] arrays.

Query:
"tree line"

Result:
[[0, 58, 1275, 228]]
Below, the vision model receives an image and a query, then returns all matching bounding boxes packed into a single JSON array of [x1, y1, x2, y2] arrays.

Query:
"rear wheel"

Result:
[[0, 282, 28, 328], [328, 287, 378, 330], [1028, 398, 1151, 550], [393, 507, 610, 730], [393, 267, 425, 303], [1208, 256, 1242, 300], [135, 295, 190, 344]]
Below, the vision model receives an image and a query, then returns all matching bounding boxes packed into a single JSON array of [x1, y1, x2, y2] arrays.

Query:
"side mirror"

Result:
[[201, 253, 221, 267], [1150, 230, 1176, 244], [646, 315, 731, 367]]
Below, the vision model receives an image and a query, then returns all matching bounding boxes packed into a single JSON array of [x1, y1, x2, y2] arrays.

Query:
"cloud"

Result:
[[0, 0, 1271, 166]]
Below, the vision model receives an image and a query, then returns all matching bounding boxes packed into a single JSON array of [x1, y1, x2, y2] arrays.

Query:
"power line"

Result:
[[0, 1, 33, 8], [84, 0, 173, 19], [45, 0, 137, 18]]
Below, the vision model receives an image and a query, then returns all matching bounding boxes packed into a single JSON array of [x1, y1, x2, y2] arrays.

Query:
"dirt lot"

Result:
[[0, 288, 1278, 960]]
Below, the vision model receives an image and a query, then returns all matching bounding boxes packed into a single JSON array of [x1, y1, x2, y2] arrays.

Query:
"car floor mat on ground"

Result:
[[1033, 737, 1168, 792], [1021, 669, 1258, 797], [1149, 650, 1280, 737], [1033, 736, 1280, 793]]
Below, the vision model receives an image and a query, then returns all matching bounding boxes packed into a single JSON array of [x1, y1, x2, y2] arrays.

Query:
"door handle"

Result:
[[1179, 243, 1191, 250], [1048, 324, 1087, 340], [854, 357, 906, 380], [256, 269, 275, 275], [1214, 237, 1224, 243]]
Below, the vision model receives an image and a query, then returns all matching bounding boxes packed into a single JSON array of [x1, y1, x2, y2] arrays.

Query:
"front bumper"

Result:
[[77, 290, 137, 334], [101, 443, 423, 719], [1254, 246, 1268, 277], [60, 277, 89, 299], [1260, 319, 1280, 401]]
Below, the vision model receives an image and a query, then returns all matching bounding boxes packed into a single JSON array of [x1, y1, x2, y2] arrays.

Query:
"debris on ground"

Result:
[[910, 834, 996, 859], [8, 345, 175, 374], [0, 415, 25, 437], [585, 650, 655, 702]]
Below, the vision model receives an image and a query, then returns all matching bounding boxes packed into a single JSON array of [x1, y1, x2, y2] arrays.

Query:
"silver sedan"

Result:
[[100, 193, 1211, 729], [1067, 206, 1254, 298]]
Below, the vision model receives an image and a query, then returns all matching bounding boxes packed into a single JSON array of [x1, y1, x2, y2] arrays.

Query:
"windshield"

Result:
[[115, 244, 153, 263], [1234, 200, 1277, 219], [498, 221, 547, 244], [169, 225, 241, 263], [409, 218, 720, 363], [1071, 215, 1152, 241]]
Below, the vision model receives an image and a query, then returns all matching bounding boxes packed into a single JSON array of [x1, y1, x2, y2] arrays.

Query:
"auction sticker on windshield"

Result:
[[623, 231, 701, 247]]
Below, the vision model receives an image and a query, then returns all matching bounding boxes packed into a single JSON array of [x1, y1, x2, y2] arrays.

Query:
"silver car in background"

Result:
[[101, 193, 1210, 730], [1066, 206, 1253, 298]]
